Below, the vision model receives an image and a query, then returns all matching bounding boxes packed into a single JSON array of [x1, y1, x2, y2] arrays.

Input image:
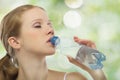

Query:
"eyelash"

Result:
[[34, 23, 41, 28], [34, 25, 41, 28], [47, 22, 52, 27], [33, 22, 52, 28]]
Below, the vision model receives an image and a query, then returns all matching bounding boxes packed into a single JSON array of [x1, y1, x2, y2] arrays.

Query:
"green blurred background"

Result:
[[0, 0, 120, 80]]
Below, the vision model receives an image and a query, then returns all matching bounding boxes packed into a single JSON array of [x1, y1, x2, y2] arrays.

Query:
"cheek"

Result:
[[28, 31, 40, 38], [22, 30, 43, 42], [20, 31, 44, 49]]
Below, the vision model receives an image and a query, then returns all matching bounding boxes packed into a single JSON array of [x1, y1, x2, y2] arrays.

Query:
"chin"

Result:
[[48, 48, 55, 55], [48, 51, 55, 55], [46, 49, 55, 56], [46, 53, 54, 56]]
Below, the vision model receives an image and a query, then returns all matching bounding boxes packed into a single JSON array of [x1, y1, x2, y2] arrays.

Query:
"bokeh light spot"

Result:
[[65, 0, 83, 9], [63, 10, 81, 28]]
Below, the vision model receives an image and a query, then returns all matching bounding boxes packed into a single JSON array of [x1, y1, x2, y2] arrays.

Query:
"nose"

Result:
[[46, 27, 54, 35]]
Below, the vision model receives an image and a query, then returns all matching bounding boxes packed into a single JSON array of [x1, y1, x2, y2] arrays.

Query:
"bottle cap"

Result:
[[50, 36, 60, 46]]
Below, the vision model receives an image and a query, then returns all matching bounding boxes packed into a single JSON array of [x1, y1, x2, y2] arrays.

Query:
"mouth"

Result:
[[46, 37, 55, 48], [46, 37, 53, 44], [47, 39, 51, 43]]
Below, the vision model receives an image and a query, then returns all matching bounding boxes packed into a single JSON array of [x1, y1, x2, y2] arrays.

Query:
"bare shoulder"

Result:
[[66, 72, 87, 80], [47, 69, 87, 80]]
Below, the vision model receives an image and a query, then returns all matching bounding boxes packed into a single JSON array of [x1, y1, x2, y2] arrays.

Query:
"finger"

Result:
[[87, 42, 93, 47], [91, 44, 96, 49], [66, 55, 91, 71], [74, 37, 91, 44], [66, 55, 76, 63], [74, 36, 79, 40], [74, 36, 80, 42], [73, 36, 96, 49], [87, 42, 96, 49], [74, 36, 89, 43], [77, 40, 96, 48], [74, 37, 88, 45]]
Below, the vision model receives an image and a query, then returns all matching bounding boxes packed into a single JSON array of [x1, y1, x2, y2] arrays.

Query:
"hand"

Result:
[[66, 36, 107, 80], [74, 36, 96, 49], [67, 36, 96, 71], [67, 56, 106, 80]]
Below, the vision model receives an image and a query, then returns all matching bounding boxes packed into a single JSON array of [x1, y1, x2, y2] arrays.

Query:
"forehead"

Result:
[[21, 7, 48, 22]]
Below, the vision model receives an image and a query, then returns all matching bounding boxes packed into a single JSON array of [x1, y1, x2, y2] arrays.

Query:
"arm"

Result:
[[67, 36, 107, 80]]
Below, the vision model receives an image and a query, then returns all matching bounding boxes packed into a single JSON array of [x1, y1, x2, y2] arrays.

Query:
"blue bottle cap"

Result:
[[50, 36, 60, 46], [90, 52, 106, 70]]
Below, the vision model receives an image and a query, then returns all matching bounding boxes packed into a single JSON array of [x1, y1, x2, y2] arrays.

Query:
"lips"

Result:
[[47, 39, 51, 43], [46, 37, 55, 47], [46, 37, 53, 43]]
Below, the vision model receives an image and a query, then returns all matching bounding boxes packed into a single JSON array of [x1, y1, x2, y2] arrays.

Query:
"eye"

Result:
[[35, 25, 41, 28], [47, 22, 52, 27], [33, 22, 41, 28]]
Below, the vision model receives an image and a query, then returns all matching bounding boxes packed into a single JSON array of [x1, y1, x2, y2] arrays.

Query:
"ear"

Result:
[[8, 37, 21, 49]]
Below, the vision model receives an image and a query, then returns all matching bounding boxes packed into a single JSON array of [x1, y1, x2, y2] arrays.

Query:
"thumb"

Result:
[[66, 55, 76, 63], [66, 55, 91, 71]]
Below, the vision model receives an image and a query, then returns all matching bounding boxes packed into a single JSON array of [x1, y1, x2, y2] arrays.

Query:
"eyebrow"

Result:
[[32, 19, 43, 23], [32, 19, 51, 23]]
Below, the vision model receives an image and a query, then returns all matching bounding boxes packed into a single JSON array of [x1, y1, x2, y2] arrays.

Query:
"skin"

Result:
[[8, 7, 106, 80]]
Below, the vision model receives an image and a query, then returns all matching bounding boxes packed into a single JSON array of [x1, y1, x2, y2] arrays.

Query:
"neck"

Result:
[[16, 51, 48, 80]]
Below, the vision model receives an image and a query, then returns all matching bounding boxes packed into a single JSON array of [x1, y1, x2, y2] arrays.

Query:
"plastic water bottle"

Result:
[[50, 36, 106, 70]]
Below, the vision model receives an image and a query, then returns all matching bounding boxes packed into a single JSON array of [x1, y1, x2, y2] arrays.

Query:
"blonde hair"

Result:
[[0, 4, 43, 80]]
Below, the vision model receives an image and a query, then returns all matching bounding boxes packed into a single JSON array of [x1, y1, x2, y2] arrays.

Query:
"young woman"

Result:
[[0, 4, 106, 80]]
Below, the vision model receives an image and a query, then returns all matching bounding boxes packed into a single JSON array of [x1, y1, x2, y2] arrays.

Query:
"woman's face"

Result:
[[18, 7, 55, 56]]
